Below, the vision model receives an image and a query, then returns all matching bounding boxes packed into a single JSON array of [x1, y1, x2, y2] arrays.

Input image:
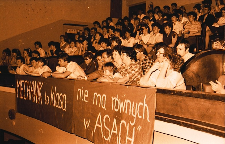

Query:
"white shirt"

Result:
[[122, 37, 136, 47], [148, 32, 163, 45], [173, 21, 183, 35]]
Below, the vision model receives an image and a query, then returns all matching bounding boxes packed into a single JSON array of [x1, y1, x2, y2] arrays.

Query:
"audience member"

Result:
[[34, 41, 46, 57], [176, 39, 195, 62], [80, 52, 97, 75]]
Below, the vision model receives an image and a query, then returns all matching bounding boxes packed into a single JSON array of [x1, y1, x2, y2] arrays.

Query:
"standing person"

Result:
[[59, 35, 69, 51], [140, 42, 185, 90], [42, 53, 86, 79], [193, 4, 202, 21], [34, 41, 46, 57]]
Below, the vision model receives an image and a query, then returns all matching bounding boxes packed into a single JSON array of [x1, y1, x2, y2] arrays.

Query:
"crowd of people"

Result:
[[0, 0, 225, 94]]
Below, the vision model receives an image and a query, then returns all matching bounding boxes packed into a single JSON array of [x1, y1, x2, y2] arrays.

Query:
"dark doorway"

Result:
[[129, 3, 146, 19]]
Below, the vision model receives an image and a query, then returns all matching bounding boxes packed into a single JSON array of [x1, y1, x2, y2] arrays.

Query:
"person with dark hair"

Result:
[[99, 38, 110, 50], [10, 49, 21, 66], [154, 6, 161, 14], [102, 26, 109, 39], [34, 41, 46, 57], [107, 26, 115, 39], [179, 6, 187, 17], [43, 53, 85, 79], [92, 32, 103, 51], [112, 45, 124, 70], [147, 10, 156, 23], [193, 4, 202, 20], [97, 62, 123, 82], [134, 44, 154, 75], [199, 4, 216, 49], [176, 9, 189, 26], [171, 3, 177, 13], [163, 5, 171, 14], [23, 48, 32, 65], [59, 35, 69, 51], [183, 11, 202, 47], [155, 10, 164, 25], [142, 16, 153, 31], [93, 21, 102, 33], [147, 22, 163, 53], [163, 22, 178, 48], [136, 23, 151, 49], [0, 48, 11, 66], [123, 16, 134, 36], [102, 20, 108, 27], [122, 28, 136, 47], [117, 47, 142, 85], [176, 39, 195, 62], [114, 29, 122, 39], [9, 56, 29, 75], [32, 50, 40, 58], [106, 17, 115, 27], [137, 8, 146, 20], [26, 57, 52, 76], [110, 36, 122, 48], [140, 42, 185, 90], [80, 52, 97, 75], [171, 13, 183, 37]]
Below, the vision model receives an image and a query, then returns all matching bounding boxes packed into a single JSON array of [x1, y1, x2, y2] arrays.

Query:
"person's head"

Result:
[[152, 22, 161, 34], [203, 4, 211, 14], [163, 22, 173, 34], [133, 44, 147, 60], [102, 49, 113, 64], [124, 28, 132, 38], [37, 57, 47, 67], [140, 23, 150, 34], [30, 57, 38, 67], [83, 52, 94, 65], [171, 3, 177, 10], [123, 16, 130, 26], [100, 38, 109, 48], [2, 48, 11, 57], [106, 17, 113, 24], [102, 20, 108, 27], [108, 26, 115, 34], [176, 9, 184, 21], [23, 48, 32, 57], [90, 27, 97, 36], [154, 6, 161, 13], [95, 32, 103, 41], [93, 21, 101, 28], [32, 50, 40, 58], [110, 36, 122, 48], [121, 47, 137, 65], [75, 40, 82, 48], [12, 49, 21, 57], [102, 26, 108, 33], [171, 13, 179, 23], [58, 53, 70, 67], [103, 62, 115, 76], [114, 29, 122, 37], [142, 16, 150, 24], [69, 40, 75, 48], [157, 10, 163, 18], [34, 41, 42, 49], [176, 39, 191, 57], [193, 4, 202, 13], [84, 27, 90, 35], [95, 50, 104, 68], [179, 6, 186, 13], [60, 35, 66, 42], [187, 11, 197, 22], [115, 22, 123, 30], [155, 42, 184, 72], [147, 10, 154, 17], [112, 45, 122, 62], [163, 5, 170, 13], [16, 56, 25, 66]]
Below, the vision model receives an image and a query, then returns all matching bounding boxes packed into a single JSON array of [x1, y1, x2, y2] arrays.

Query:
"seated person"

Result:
[[27, 57, 39, 73], [211, 38, 225, 50], [117, 47, 143, 85], [209, 75, 225, 94], [26, 57, 52, 76], [32, 50, 40, 58], [34, 41, 46, 57], [140, 42, 186, 90], [0, 48, 11, 66], [134, 44, 154, 75], [147, 22, 163, 54], [80, 52, 97, 75], [42, 53, 86, 79], [9, 56, 29, 75], [64, 40, 79, 56], [122, 29, 136, 47], [163, 22, 178, 48], [176, 39, 195, 62], [97, 62, 122, 82], [86, 50, 104, 80]]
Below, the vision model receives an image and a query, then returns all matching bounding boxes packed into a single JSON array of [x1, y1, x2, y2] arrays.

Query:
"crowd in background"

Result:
[[0, 0, 225, 94]]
